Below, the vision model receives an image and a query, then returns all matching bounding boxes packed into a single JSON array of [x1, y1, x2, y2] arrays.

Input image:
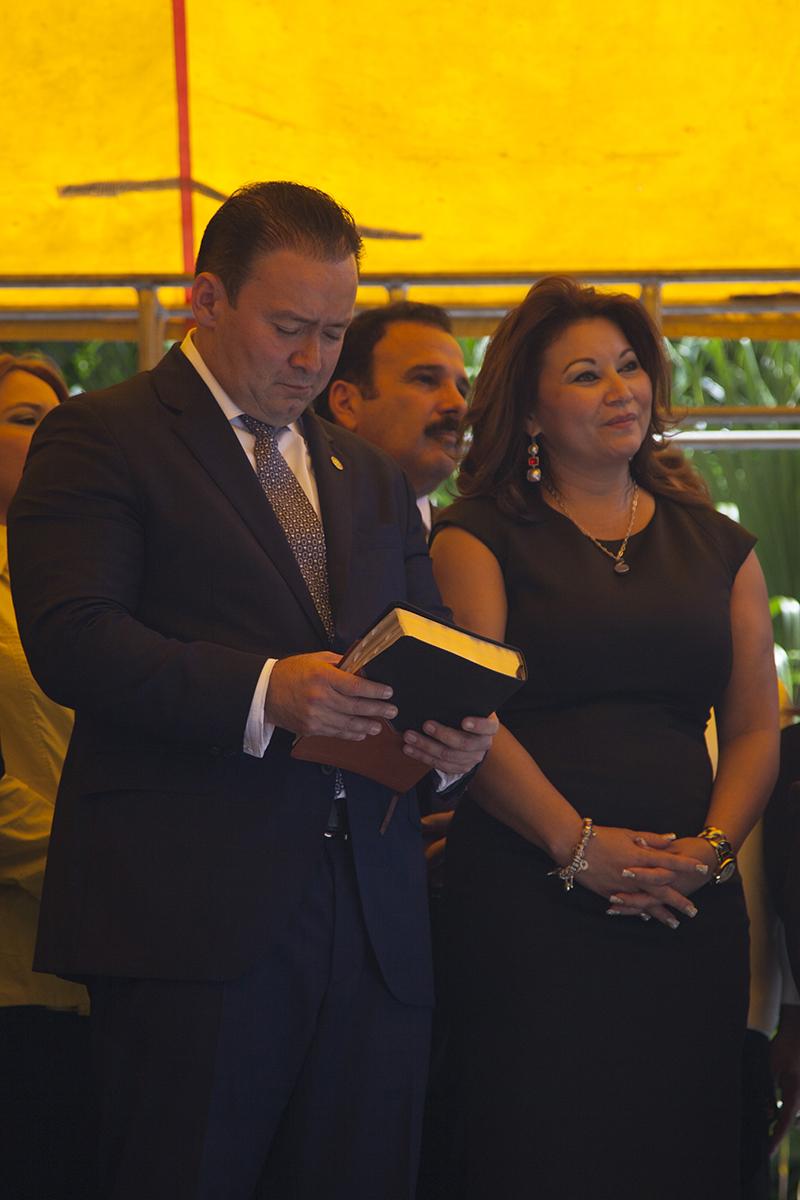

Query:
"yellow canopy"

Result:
[[3, 0, 800, 342]]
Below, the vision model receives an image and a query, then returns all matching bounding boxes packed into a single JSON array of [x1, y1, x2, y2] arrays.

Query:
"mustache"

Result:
[[424, 415, 463, 441]]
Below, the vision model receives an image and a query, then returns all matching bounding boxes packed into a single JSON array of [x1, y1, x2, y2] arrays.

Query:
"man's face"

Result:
[[192, 248, 358, 427], [331, 322, 469, 497]]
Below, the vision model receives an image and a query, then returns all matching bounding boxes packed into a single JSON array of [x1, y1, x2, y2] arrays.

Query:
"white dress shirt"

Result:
[[416, 496, 432, 537]]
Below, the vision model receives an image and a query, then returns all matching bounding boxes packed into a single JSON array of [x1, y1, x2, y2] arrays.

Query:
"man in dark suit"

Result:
[[7, 182, 496, 1200], [315, 302, 469, 536]]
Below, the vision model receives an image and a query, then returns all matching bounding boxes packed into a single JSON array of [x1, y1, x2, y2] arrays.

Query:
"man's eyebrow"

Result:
[[404, 361, 469, 376]]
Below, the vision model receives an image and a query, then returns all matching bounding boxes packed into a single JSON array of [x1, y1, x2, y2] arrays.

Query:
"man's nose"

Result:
[[439, 379, 469, 415], [290, 334, 322, 374]]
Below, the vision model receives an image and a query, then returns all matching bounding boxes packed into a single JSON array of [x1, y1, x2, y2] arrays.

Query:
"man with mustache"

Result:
[[316, 302, 469, 532], [318, 304, 469, 1200]]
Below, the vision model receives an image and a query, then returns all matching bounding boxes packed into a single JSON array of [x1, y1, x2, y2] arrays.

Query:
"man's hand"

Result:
[[402, 713, 499, 776], [266, 652, 398, 739], [770, 1005, 800, 1152], [422, 809, 453, 867]]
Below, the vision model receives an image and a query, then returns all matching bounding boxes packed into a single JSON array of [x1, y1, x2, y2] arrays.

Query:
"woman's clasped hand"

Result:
[[569, 825, 716, 926]]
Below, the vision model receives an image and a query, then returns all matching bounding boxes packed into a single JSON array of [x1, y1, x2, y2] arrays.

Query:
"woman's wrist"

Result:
[[673, 835, 718, 874], [548, 817, 596, 890], [545, 814, 585, 867]]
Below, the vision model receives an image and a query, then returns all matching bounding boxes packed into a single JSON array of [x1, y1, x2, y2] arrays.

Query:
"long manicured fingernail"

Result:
[[695, 864, 709, 875], [622, 869, 636, 879], [665, 833, 677, 841], [608, 895, 625, 905], [666, 917, 679, 930], [633, 836, 648, 848], [684, 903, 698, 918], [640, 913, 652, 922], [606, 908, 622, 917]]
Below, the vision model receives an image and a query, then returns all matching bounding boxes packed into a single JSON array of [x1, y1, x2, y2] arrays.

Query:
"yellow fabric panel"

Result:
[[2, 0, 799, 283], [2, 0, 180, 272]]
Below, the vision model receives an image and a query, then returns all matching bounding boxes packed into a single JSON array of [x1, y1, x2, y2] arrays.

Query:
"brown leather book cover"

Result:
[[291, 720, 428, 792]]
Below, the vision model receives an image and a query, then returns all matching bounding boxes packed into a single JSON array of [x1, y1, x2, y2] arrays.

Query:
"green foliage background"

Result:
[[6, 340, 138, 393], [669, 339, 800, 601]]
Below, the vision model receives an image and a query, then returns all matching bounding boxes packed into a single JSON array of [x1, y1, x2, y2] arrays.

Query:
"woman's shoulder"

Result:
[[659, 495, 757, 577], [434, 493, 499, 529], [433, 491, 555, 570], [432, 492, 544, 563]]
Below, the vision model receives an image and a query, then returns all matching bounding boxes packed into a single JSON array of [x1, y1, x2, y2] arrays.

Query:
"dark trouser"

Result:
[[0, 1005, 96, 1200], [88, 836, 432, 1200]]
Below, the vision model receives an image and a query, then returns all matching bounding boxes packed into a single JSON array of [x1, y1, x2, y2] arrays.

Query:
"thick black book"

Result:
[[291, 603, 526, 789]]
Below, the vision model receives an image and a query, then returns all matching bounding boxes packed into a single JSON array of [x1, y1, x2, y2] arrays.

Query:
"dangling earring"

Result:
[[526, 439, 541, 483]]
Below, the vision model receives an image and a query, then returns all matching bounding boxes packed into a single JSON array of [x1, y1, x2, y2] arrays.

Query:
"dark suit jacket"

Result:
[[8, 344, 446, 1005]]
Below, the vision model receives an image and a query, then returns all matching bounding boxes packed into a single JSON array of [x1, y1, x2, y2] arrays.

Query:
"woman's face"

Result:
[[528, 317, 653, 476], [0, 370, 60, 520]]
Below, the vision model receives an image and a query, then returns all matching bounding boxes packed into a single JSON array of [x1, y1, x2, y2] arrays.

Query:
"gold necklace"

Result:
[[544, 479, 640, 575]]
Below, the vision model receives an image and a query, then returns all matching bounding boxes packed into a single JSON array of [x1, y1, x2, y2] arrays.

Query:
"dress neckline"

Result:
[[540, 494, 658, 545]]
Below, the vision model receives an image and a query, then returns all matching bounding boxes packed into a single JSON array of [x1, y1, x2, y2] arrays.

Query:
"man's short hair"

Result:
[[195, 181, 363, 304], [315, 301, 454, 421]]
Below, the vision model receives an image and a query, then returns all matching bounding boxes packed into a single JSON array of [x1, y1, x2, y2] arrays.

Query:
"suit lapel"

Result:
[[302, 411, 353, 644], [151, 347, 328, 643]]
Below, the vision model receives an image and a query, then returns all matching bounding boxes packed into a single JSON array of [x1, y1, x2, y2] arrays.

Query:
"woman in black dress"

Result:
[[429, 278, 778, 1199]]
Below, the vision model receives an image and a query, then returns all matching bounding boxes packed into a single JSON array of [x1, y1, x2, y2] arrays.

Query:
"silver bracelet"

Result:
[[549, 817, 596, 891]]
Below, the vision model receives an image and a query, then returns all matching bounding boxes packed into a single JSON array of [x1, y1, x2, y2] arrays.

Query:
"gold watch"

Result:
[[697, 826, 737, 884]]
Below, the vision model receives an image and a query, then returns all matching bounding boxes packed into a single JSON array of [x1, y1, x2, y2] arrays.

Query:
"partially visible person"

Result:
[[0, 353, 94, 1199], [316, 301, 470, 1200], [316, 301, 469, 533], [708, 687, 799, 1198], [429, 276, 778, 1199], [751, 714, 800, 1188], [316, 302, 469, 862]]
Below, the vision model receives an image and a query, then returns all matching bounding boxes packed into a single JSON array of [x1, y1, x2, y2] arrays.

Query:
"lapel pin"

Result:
[[330, 455, 344, 471]]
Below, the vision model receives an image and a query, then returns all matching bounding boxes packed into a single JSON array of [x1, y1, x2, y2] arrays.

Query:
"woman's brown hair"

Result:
[[0, 352, 69, 405], [458, 276, 709, 516]]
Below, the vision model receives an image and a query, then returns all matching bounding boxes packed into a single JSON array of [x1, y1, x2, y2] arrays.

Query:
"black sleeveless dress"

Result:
[[431, 491, 755, 1200]]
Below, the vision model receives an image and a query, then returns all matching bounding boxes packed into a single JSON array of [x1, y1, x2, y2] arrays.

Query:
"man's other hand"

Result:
[[402, 713, 499, 775]]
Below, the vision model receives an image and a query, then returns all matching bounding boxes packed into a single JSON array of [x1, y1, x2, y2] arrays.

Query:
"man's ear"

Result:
[[327, 380, 364, 431], [191, 272, 227, 328]]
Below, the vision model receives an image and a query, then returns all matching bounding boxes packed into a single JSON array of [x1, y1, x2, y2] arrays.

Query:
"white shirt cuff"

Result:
[[435, 769, 465, 792], [243, 659, 277, 757]]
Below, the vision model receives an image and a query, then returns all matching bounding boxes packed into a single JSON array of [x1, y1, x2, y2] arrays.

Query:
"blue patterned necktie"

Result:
[[240, 414, 334, 641]]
